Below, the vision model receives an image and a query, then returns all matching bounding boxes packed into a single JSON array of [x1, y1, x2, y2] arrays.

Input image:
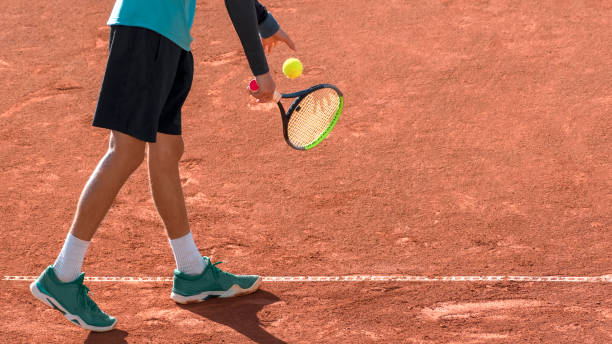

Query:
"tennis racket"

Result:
[[249, 80, 343, 150]]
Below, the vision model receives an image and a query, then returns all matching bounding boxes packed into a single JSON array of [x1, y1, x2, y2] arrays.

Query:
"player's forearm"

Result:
[[225, 0, 269, 76]]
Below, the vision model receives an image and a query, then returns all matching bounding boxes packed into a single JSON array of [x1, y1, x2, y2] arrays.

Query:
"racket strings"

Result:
[[287, 88, 340, 148]]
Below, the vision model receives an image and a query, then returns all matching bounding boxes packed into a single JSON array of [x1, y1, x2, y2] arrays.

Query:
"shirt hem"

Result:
[[107, 18, 193, 51]]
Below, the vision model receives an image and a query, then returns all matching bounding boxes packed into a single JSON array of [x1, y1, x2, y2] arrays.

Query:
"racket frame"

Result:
[[276, 84, 344, 150]]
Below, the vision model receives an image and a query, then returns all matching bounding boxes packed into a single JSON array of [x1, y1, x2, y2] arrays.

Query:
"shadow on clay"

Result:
[[179, 289, 286, 344], [84, 329, 128, 344]]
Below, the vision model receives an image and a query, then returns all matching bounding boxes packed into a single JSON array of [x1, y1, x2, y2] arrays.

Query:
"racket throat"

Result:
[[277, 102, 292, 145]]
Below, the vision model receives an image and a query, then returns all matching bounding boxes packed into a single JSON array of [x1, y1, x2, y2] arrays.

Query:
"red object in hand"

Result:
[[249, 79, 259, 91]]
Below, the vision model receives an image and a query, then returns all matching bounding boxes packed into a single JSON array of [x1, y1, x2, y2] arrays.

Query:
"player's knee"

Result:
[[107, 137, 146, 170], [109, 145, 145, 169], [148, 134, 184, 164], [155, 141, 184, 163]]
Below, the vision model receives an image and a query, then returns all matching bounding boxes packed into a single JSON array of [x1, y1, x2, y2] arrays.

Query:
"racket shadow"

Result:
[[178, 289, 286, 344]]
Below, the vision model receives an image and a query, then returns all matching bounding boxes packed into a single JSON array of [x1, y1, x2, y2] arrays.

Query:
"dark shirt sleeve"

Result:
[[255, 1, 268, 24], [225, 0, 269, 75], [255, 1, 280, 38]]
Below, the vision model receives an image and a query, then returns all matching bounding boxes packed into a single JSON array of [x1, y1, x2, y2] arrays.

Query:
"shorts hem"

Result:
[[157, 128, 182, 136], [92, 121, 156, 143]]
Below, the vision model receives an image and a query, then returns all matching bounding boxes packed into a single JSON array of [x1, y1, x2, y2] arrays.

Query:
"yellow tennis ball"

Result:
[[282, 58, 303, 79]]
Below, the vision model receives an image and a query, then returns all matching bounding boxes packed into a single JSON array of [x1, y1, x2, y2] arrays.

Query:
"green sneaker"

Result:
[[171, 257, 262, 304], [29, 266, 116, 332]]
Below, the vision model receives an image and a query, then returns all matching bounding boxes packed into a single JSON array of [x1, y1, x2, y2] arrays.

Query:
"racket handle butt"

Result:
[[249, 79, 259, 91]]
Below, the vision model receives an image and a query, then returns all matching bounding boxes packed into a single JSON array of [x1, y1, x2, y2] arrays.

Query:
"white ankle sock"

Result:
[[53, 233, 90, 282], [169, 232, 205, 275]]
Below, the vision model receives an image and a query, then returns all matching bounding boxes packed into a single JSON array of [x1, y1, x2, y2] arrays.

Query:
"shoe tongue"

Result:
[[203, 256, 211, 266]]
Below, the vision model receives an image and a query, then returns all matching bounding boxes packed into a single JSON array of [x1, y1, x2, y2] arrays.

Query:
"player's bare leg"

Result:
[[147, 133, 205, 276], [147, 133, 262, 301], [70, 130, 146, 241], [30, 130, 145, 332], [146, 133, 190, 240]]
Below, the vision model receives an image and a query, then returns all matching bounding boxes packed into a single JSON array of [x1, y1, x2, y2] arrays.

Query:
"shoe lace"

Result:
[[209, 261, 228, 279], [78, 284, 102, 313]]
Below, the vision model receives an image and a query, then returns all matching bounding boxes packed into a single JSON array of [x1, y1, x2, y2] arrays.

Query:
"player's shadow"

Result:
[[84, 329, 128, 344], [179, 289, 286, 344]]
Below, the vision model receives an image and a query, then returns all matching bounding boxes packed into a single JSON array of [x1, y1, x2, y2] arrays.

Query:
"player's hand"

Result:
[[262, 28, 296, 54], [249, 72, 277, 103]]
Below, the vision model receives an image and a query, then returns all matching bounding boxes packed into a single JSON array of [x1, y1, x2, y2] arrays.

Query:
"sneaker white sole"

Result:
[[170, 276, 262, 304], [29, 282, 116, 332]]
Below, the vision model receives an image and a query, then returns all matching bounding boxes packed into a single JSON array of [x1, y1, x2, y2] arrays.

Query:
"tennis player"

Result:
[[29, 0, 295, 332]]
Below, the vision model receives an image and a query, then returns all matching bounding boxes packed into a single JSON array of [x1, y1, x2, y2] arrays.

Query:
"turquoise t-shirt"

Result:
[[107, 0, 196, 51]]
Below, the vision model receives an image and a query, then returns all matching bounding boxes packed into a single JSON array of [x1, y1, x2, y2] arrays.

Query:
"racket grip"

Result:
[[273, 90, 282, 103]]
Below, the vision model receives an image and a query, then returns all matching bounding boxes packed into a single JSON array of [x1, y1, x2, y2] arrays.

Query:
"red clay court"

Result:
[[1, 0, 610, 343]]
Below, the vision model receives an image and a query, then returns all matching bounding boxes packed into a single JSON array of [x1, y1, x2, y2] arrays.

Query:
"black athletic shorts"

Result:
[[93, 25, 194, 142]]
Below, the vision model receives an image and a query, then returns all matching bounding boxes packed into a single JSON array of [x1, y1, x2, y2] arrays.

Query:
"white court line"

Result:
[[3, 275, 611, 283]]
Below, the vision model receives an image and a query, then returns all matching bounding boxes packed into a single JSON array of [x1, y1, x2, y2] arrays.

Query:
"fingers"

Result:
[[263, 40, 280, 54], [261, 37, 271, 54], [279, 32, 297, 51], [250, 65, 277, 104], [256, 91, 280, 103], [264, 39, 273, 54], [261, 29, 297, 54], [252, 91, 274, 103], [248, 86, 275, 103], [249, 89, 266, 102]]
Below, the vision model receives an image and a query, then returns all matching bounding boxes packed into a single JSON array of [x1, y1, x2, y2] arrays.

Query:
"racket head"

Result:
[[281, 84, 343, 150]]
